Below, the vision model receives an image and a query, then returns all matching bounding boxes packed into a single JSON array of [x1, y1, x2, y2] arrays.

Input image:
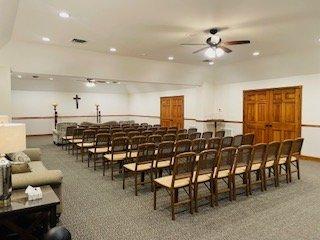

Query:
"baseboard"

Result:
[[301, 155, 320, 162], [27, 134, 52, 137]]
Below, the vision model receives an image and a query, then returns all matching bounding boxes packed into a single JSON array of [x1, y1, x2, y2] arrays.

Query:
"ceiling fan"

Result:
[[181, 28, 250, 62]]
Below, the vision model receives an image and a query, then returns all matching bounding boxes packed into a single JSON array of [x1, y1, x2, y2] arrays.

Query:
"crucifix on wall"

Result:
[[73, 94, 81, 109]]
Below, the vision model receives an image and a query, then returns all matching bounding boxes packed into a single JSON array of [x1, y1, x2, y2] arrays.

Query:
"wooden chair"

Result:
[[189, 132, 201, 140], [162, 133, 176, 142], [153, 152, 196, 220], [61, 126, 76, 150], [232, 134, 243, 148], [111, 128, 123, 134], [177, 129, 187, 134], [289, 138, 304, 182], [193, 149, 218, 212], [128, 135, 146, 159], [148, 134, 162, 148], [212, 147, 237, 205], [88, 133, 111, 169], [68, 128, 85, 155], [221, 136, 233, 148], [215, 130, 225, 138], [140, 123, 148, 127], [153, 124, 161, 128], [155, 129, 166, 136], [176, 133, 188, 141], [207, 137, 222, 151], [97, 129, 109, 134], [168, 127, 178, 131], [142, 130, 153, 137], [242, 133, 255, 145], [248, 143, 267, 194], [76, 130, 96, 162], [263, 141, 281, 190], [277, 139, 293, 185], [153, 141, 175, 177], [104, 136, 129, 180], [191, 138, 206, 154], [187, 128, 197, 134], [112, 132, 126, 140], [202, 131, 213, 140], [127, 131, 140, 139], [123, 143, 156, 195], [174, 139, 191, 156], [167, 129, 177, 135], [232, 145, 253, 200], [159, 127, 167, 132]]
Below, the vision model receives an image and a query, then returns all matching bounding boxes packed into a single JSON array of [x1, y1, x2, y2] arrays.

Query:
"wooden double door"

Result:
[[243, 86, 302, 144], [160, 96, 184, 129]]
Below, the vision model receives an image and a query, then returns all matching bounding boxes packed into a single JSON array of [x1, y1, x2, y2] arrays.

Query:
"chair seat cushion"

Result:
[[88, 147, 109, 153], [104, 153, 127, 161], [62, 136, 73, 140], [129, 151, 138, 158], [291, 156, 298, 162], [251, 163, 261, 171], [235, 166, 246, 174], [69, 139, 82, 143], [193, 173, 211, 183], [265, 160, 274, 168], [76, 142, 95, 148], [278, 157, 288, 164], [124, 162, 152, 172], [153, 160, 171, 169], [213, 168, 230, 178], [154, 175, 190, 188]]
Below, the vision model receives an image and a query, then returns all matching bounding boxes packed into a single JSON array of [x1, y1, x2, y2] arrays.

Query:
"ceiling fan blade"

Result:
[[192, 46, 209, 54], [180, 43, 206, 46], [223, 40, 250, 45], [97, 80, 106, 83], [203, 60, 211, 63], [219, 46, 232, 53]]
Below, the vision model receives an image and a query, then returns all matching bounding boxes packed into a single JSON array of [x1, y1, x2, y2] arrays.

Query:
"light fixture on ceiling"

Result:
[[110, 47, 117, 52], [59, 11, 70, 18], [17, 75, 22, 79], [86, 81, 95, 87], [106, 81, 110, 84], [216, 47, 225, 57], [205, 48, 216, 59], [168, 56, 174, 61], [49, 77, 53, 81], [253, 51, 260, 56], [208, 61, 214, 65], [42, 37, 50, 42]]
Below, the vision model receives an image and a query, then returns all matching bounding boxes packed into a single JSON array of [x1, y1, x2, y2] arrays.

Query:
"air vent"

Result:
[[71, 38, 87, 44]]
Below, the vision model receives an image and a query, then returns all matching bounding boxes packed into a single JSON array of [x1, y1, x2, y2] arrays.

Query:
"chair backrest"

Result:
[[73, 128, 85, 139], [162, 133, 176, 142], [167, 129, 177, 135], [175, 139, 191, 155], [234, 145, 253, 172], [148, 127, 158, 132], [189, 132, 201, 140], [202, 131, 213, 140], [251, 143, 267, 166], [177, 129, 187, 134], [97, 129, 109, 134], [242, 133, 255, 145], [65, 126, 77, 136], [155, 129, 166, 136], [135, 143, 156, 165], [191, 138, 206, 154], [111, 128, 123, 134], [176, 133, 189, 141], [111, 136, 129, 153], [148, 134, 162, 147], [112, 132, 126, 139], [130, 135, 147, 150], [159, 127, 167, 131], [207, 137, 222, 151], [171, 152, 196, 188], [195, 149, 219, 181], [292, 138, 304, 156], [82, 130, 96, 144], [279, 139, 293, 160], [221, 136, 233, 148], [153, 124, 161, 128], [168, 126, 178, 131], [95, 133, 111, 148], [187, 128, 197, 134], [156, 141, 175, 161], [140, 123, 148, 127], [127, 131, 140, 139], [142, 130, 153, 137], [215, 130, 225, 138], [265, 141, 281, 163], [232, 134, 243, 148], [216, 147, 237, 172]]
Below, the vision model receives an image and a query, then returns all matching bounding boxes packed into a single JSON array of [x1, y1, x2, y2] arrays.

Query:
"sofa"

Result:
[[53, 122, 77, 145], [12, 148, 63, 214]]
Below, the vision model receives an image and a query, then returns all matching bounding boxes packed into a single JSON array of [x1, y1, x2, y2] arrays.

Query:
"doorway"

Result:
[[160, 96, 184, 129]]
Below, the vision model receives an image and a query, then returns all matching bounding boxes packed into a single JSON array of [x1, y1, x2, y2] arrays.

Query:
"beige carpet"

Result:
[[27, 136, 320, 240]]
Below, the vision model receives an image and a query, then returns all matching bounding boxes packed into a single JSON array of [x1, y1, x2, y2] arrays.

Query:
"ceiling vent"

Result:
[[71, 38, 87, 44]]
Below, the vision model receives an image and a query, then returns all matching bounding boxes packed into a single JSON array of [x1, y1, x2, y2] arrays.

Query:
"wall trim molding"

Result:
[[301, 155, 320, 162]]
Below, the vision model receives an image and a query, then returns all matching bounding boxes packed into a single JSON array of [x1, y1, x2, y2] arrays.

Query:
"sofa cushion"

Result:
[[7, 152, 31, 163], [11, 162, 31, 174]]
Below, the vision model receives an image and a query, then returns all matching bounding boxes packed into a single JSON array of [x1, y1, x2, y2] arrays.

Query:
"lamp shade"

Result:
[[0, 123, 26, 154], [0, 116, 10, 124]]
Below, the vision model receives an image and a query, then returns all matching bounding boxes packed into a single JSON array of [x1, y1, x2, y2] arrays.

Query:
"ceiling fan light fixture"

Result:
[[216, 47, 225, 57], [253, 51, 260, 56], [208, 61, 214, 65], [59, 11, 70, 18], [205, 48, 216, 59]]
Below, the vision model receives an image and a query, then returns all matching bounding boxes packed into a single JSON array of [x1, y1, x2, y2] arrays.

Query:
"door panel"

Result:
[[160, 96, 184, 129], [160, 97, 171, 128]]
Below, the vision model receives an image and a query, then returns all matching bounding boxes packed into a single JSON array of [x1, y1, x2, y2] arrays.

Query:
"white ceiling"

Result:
[[11, 0, 320, 66]]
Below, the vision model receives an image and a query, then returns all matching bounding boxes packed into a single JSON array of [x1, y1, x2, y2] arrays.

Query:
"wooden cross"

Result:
[[73, 94, 81, 109]]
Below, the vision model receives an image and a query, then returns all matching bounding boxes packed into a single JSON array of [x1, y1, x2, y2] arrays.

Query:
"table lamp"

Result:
[[0, 123, 26, 207]]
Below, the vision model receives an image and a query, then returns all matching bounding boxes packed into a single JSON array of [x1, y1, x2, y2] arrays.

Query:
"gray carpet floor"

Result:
[[27, 136, 320, 240]]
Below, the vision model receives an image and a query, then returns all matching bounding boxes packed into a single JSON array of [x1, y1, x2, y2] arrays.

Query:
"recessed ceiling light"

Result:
[[49, 77, 53, 80], [110, 48, 117, 52], [253, 51, 260, 56], [42, 37, 50, 42], [86, 82, 95, 87], [318, 38, 320, 42], [168, 56, 174, 61], [106, 81, 110, 84], [59, 11, 70, 18], [17, 75, 22, 78], [208, 61, 214, 65]]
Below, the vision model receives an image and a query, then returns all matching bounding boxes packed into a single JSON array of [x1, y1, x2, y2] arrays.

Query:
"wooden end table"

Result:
[[0, 185, 60, 240]]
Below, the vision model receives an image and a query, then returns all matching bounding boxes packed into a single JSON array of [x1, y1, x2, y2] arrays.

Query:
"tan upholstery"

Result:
[[193, 173, 211, 183], [88, 147, 109, 153], [130, 151, 138, 158], [153, 160, 171, 169], [291, 156, 298, 162], [235, 166, 246, 174], [278, 157, 287, 164], [265, 160, 274, 167], [154, 175, 190, 188], [76, 142, 95, 148], [62, 136, 73, 140], [213, 168, 230, 178], [104, 153, 127, 161], [251, 163, 261, 171], [124, 162, 152, 172], [69, 139, 82, 143]]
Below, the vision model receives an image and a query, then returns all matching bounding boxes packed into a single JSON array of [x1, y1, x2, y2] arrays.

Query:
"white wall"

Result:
[[0, 65, 11, 115], [12, 90, 128, 135]]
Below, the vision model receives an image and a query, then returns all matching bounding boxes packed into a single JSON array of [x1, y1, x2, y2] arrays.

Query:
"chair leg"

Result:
[[244, 173, 249, 197], [81, 148, 84, 162], [150, 171, 154, 192], [214, 179, 219, 206], [296, 160, 300, 180], [210, 180, 214, 207], [274, 166, 279, 187], [153, 182, 157, 210], [285, 163, 290, 184], [103, 161, 106, 176], [189, 184, 193, 214], [134, 173, 138, 196], [233, 175, 237, 200], [111, 161, 114, 180], [87, 152, 91, 167], [122, 168, 126, 189], [263, 169, 267, 191], [170, 190, 175, 221], [228, 176, 232, 202], [194, 182, 198, 212], [93, 153, 97, 171]]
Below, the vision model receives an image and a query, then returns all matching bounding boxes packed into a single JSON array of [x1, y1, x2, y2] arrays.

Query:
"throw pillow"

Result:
[[7, 152, 31, 163], [11, 162, 31, 174]]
